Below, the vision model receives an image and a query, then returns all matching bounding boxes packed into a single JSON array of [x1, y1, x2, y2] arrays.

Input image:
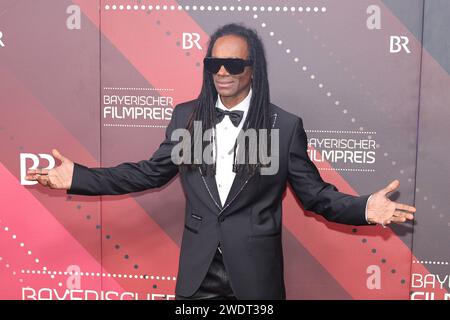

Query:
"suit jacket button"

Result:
[[218, 216, 225, 222]]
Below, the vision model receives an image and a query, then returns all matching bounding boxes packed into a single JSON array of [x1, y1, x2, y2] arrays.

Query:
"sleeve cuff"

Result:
[[365, 194, 374, 224], [66, 162, 91, 195]]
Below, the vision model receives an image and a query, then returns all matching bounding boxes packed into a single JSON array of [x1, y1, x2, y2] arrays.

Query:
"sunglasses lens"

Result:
[[204, 58, 221, 74], [204, 58, 249, 75], [225, 60, 245, 75]]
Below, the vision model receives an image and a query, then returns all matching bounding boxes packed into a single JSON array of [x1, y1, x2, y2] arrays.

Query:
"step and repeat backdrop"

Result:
[[0, 0, 449, 300]]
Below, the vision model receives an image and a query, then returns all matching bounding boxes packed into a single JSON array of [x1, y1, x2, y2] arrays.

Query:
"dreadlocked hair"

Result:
[[180, 23, 273, 177]]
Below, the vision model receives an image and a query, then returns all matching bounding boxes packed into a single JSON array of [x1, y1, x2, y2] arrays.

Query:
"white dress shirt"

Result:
[[214, 87, 252, 206]]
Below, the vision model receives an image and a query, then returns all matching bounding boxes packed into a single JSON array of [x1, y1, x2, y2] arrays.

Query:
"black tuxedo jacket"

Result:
[[67, 99, 370, 299]]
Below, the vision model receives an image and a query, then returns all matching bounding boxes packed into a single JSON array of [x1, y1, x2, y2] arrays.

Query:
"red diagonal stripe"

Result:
[[0, 63, 179, 297], [283, 147, 448, 299], [76, 0, 208, 104], [0, 163, 127, 299]]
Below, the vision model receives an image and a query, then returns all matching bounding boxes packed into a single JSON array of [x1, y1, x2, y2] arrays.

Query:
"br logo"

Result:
[[182, 32, 202, 50], [20, 153, 55, 185], [389, 36, 411, 54]]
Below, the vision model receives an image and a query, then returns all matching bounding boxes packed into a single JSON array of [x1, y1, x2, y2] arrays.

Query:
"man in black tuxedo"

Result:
[[26, 23, 415, 300]]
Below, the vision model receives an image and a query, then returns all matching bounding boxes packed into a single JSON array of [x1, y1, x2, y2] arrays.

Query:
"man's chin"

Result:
[[216, 88, 236, 97]]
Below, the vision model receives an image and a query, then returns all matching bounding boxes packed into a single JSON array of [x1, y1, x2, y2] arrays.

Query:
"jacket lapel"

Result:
[[198, 167, 222, 211], [198, 112, 278, 214], [221, 170, 256, 211]]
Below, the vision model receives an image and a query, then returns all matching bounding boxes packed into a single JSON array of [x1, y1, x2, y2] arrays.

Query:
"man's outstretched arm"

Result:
[[287, 116, 415, 226], [26, 106, 180, 196]]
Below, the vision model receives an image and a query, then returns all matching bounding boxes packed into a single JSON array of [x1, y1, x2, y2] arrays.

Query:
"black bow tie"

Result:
[[215, 107, 244, 127]]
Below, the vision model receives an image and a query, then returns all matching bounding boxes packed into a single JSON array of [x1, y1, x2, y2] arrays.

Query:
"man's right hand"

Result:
[[25, 149, 74, 190]]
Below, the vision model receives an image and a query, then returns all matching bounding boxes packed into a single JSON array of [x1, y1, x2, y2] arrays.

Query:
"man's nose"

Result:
[[217, 65, 229, 76]]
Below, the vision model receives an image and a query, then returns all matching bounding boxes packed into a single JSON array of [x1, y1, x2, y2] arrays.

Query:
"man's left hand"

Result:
[[366, 179, 416, 227]]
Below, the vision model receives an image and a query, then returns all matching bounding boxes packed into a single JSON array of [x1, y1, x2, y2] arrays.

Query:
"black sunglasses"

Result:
[[203, 57, 253, 75]]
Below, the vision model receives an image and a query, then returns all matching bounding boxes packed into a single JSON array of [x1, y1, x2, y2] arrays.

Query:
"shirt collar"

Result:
[[216, 87, 252, 113]]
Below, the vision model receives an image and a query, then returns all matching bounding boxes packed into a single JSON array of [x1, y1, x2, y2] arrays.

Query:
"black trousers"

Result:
[[175, 246, 237, 300]]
